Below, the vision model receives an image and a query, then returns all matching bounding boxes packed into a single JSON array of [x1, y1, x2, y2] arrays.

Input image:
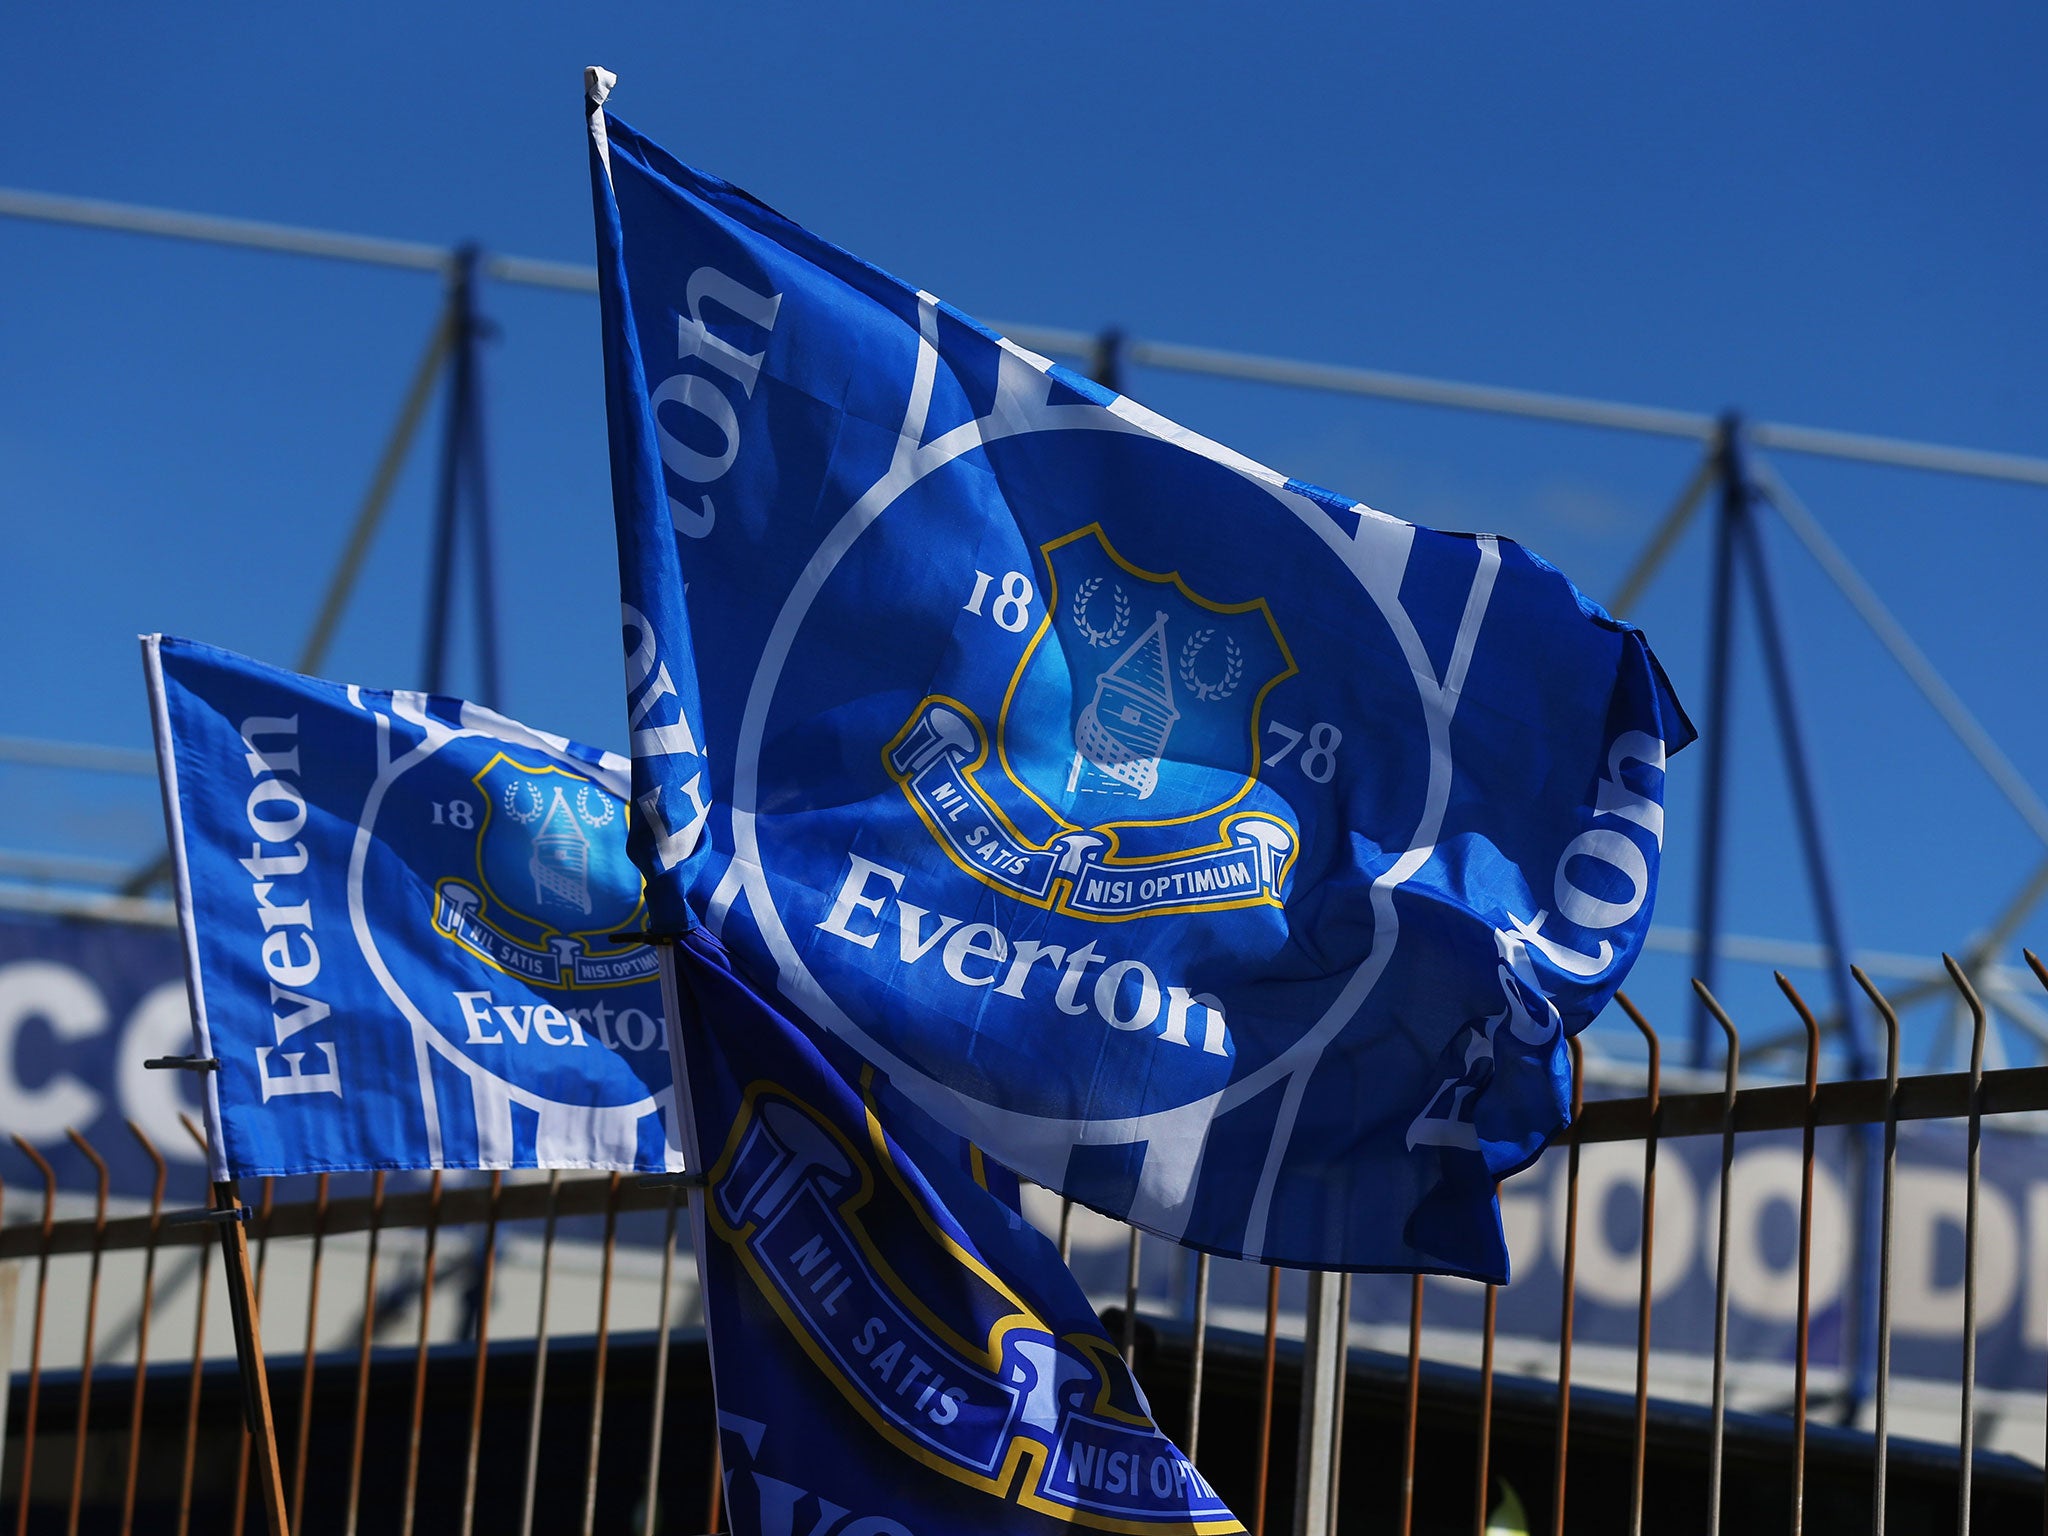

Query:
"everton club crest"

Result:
[[432, 754, 657, 987], [886, 524, 1298, 921]]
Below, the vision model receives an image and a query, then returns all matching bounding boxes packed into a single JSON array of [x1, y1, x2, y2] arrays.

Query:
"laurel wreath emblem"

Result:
[[1070, 576, 1131, 648], [1177, 629, 1244, 701], [575, 784, 616, 828], [502, 779, 545, 825]]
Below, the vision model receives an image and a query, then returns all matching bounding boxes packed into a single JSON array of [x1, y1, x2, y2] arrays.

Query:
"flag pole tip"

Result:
[[585, 66, 617, 107]]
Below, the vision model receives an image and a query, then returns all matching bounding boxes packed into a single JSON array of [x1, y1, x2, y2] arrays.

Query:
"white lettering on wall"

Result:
[[0, 961, 106, 1137], [1887, 1164, 2018, 1337], [0, 966, 208, 1164], [1549, 1141, 1699, 1306], [1703, 1149, 1851, 1323]]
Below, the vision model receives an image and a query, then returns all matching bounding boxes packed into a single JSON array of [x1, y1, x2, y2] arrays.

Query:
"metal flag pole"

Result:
[[202, 1180, 291, 1536], [140, 630, 289, 1536], [632, 927, 720, 1535]]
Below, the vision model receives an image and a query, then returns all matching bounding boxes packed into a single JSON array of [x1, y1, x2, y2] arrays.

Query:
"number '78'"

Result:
[[1263, 721, 1342, 783]]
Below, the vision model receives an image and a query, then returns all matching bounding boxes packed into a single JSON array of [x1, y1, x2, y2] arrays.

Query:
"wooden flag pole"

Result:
[[213, 1179, 291, 1536]]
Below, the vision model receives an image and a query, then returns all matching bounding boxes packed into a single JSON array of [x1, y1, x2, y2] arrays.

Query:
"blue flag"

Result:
[[586, 71, 1691, 1277], [143, 635, 683, 1178], [664, 928, 1242, 1535]]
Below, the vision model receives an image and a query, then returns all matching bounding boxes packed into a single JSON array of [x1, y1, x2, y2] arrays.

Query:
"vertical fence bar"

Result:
[[288, 1173, 329, 1536], [64, 1130, 110, 1536], [1776, 974, 1822, 1536], [344, 1170, 385, 1536], [1253, 1267, 1280, 1536], [1326, 1272, 1352, 1535], [1473, 1267, 1498, 1536], [1123, 1227, 1142, 1366], [119, 1123, 168, 1536], [399, 1170, 443, 1536], [1058, 1198, 1073, 1264], [1852, 968, 1901, 1536], [1946, 956, 1987, 1534], [641, 1183, 682, 1536], [581, 1171, 623, 1536], [1691, 982, 1741, 1536], [1400, 1274, 1424, 1536], [175, 1118, 213, 1536], [1186, 1251, 1210, 1461], [2028, 948, 2048, 1536], [1614, 995, 1660, 1536], [459, 1171, 503, 1536], [10, 1135, 54, 1536], [518, 1171, 562, 1536], [1551, 1036, 1586, 1536], [176, 1246, 210, 1536]]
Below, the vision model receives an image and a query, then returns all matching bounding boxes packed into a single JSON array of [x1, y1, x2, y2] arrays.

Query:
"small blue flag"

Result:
[[143, 634, 683, 1179], [665, 927, 1243, 1535], [586, 72, 1690, 1277]]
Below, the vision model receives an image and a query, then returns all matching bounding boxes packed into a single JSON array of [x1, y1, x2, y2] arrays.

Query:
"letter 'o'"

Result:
[[1554, 828, 1648, 930], [1094, 960, 1162, 1032]]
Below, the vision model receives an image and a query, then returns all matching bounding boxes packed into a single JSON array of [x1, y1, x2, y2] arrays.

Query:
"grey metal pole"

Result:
[[1292, 1270, 1343, 1536]]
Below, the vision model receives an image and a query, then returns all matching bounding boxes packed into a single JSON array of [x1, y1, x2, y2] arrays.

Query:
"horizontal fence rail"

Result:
[[0, 1171, 684, 1263], [1569, 1061, 2048, 1143]]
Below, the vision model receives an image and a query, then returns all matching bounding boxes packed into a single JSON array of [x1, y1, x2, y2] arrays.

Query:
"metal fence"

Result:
[[7, 953, 2048, 1535]]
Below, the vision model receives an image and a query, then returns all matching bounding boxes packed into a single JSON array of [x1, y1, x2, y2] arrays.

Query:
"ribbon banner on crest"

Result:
[[586, 69, 1691, 1277], [145, 634, 683, 1179]]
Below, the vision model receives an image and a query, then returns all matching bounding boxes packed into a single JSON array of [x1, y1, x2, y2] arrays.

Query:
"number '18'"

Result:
[[963, 569, 1036, 633]]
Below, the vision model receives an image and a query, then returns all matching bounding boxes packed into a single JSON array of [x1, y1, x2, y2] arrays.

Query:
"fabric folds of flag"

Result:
[[586, 69, 1691, 1278], [144, 634, 684, 1179], [661, 927, 1243, 1535]]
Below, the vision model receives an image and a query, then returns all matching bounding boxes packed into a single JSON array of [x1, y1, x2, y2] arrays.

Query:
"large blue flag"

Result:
[[664, 927, 1242, 1535], [144, 635, 683, 1178], [586, 70, 1691, 1277]]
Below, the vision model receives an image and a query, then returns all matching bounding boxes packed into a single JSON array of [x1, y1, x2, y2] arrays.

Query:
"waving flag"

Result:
[[663, 928, 1241, 1535], [586, 69, 1690, 1277], [144, 635, 683, 1178]]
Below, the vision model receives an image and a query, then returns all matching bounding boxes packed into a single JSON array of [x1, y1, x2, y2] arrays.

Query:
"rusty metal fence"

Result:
[[8, 953, 2048, 1535]]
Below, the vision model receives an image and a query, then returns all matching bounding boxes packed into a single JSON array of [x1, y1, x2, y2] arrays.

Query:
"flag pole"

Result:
[[212, 1179, 291, 1536], [141, 633, 289, 1535], [618, 920, 719, 1527]]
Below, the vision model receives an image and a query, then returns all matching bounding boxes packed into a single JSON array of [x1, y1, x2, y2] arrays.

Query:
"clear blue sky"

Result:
[[3, 2, 2043, 1074]]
